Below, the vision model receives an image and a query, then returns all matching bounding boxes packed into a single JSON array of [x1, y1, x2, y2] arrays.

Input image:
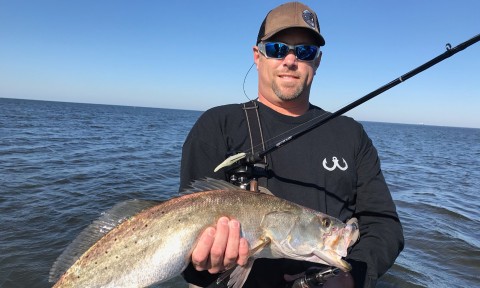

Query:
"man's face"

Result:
[[254, 28, 321, 110]]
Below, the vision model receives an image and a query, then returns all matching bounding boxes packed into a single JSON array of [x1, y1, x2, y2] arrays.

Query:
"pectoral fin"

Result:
[[226, 258, 255, 288], [213, 237, 271, 288]]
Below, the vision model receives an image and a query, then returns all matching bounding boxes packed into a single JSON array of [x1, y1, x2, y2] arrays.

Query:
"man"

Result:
[[179, 2, 404, 287]]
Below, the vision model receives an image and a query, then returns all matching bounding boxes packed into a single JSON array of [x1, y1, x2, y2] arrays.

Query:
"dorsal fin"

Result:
[[183, 178, 274, 196], [182, 178, 275, 196], [49, 199, 159, 282], [181, 178, 241, 194]]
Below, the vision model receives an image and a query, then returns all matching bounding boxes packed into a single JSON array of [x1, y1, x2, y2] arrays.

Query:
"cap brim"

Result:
[[260, 26, 325, 46]]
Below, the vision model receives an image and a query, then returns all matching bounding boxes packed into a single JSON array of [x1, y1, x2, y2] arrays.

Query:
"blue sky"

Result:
[[1, 0, 479, 128]]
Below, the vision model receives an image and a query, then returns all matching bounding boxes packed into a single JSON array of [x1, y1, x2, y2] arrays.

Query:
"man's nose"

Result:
[[282, 51, 298, 66]]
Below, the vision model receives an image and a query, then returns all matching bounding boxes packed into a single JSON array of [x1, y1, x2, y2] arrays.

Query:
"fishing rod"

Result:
[[215, 33, 480, 172]]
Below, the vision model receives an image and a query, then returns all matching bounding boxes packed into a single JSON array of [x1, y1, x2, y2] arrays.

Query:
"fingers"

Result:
[[223, 219, 240, 267], [191, 226, 216, 271], [208, 217, 230, 273], [237, 237, 249, 266], [191, 217, 248, 274]]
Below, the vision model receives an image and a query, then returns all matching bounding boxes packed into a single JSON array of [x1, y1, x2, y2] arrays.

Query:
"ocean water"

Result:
[[0, 98, 479, 288]]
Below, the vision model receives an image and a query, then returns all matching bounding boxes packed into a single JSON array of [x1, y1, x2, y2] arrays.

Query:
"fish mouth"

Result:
[[313, 218, 358, 272], [323, 220, 358, 258], [336, 258, 352, 272], [312, 250, 352, 272], [330, 219, 359, 271], [346, 218, 359, 247]]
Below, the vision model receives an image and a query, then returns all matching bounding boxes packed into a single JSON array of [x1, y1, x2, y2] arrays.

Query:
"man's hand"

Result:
[[191, 217, 249, 274]]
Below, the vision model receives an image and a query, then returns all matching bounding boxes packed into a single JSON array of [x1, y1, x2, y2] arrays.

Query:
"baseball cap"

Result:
[[256, 2, 325, 46]]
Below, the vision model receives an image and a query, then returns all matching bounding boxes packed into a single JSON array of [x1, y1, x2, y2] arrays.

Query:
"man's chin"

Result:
[[273, 91, 302, 102]]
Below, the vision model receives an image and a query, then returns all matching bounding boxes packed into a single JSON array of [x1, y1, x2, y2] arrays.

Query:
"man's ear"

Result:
[[253, 46, 260, 69]]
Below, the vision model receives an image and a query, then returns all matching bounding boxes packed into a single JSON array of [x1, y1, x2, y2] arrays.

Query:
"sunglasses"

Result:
[[258, 42, 321, 61]]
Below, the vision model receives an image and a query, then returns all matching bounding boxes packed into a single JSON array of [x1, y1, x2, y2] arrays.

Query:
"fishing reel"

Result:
[[227, 164, 253, 190], [224, 151, 268, 192], [287, 267, 341, 288]]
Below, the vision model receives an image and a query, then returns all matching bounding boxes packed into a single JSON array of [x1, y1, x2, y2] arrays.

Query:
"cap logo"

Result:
[[302, 10, 315, 28]]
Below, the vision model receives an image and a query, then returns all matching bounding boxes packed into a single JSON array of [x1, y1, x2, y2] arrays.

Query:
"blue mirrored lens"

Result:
[[264, 43, 318, 61], [264, 43, 289, 59], [295, 46, 317, 61]]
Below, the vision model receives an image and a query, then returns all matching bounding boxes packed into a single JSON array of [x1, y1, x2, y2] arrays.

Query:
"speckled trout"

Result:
[[50, 179, 359, 288]]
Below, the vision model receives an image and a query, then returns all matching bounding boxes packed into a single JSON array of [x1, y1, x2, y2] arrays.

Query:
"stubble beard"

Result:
[[272, 81, 304, 101]]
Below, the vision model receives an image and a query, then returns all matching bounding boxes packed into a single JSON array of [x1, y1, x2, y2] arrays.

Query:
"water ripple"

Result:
[[1, 100, 479, 287]]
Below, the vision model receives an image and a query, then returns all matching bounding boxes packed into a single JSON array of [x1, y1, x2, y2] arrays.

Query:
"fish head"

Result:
[[311, 216, 359, 271], [264, 210, 359, 272]]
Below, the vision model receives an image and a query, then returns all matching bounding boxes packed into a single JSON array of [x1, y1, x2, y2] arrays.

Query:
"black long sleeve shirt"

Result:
[[179, 101, 404, 287]]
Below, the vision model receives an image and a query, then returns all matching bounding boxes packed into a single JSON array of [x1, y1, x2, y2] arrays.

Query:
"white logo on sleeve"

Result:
[[322, 156, 348, 171]]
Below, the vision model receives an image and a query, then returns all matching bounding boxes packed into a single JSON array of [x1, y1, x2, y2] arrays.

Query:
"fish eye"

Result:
[[322, 218, 332, 228]]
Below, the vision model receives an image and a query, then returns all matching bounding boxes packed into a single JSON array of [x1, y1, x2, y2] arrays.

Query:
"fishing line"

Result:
[[240, 61, 333, 154], [221, 34, 480, 169], [244, 109, 333, 153], [248, 33, 480, 160], [242, 63, 256, 101]]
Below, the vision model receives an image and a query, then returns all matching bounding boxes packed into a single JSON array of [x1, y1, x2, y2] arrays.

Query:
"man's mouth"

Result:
[[278, 74, 299, 79]]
